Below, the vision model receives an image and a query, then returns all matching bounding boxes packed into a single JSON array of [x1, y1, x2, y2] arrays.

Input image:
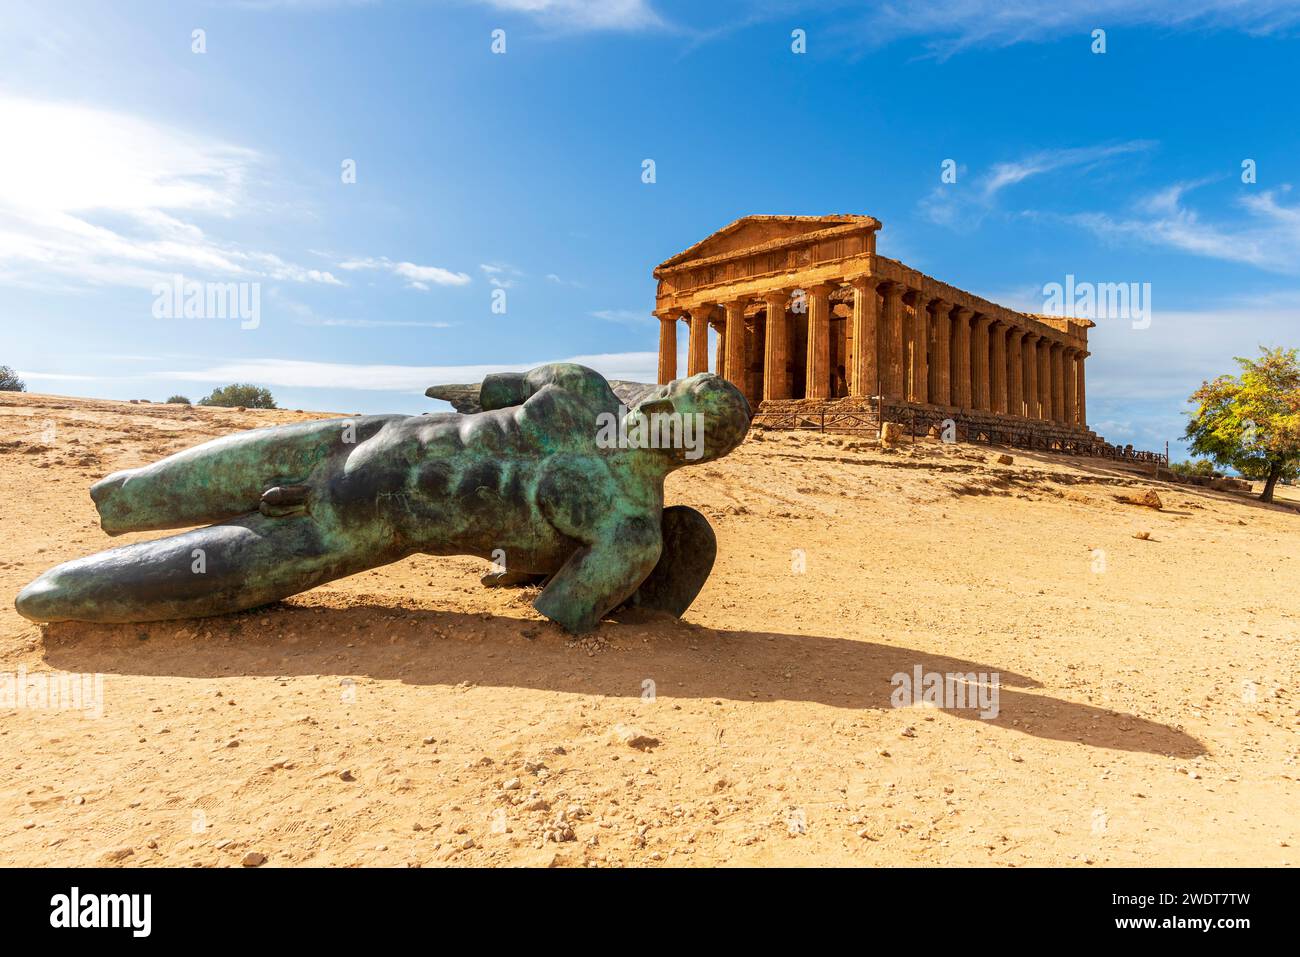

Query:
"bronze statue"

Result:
[[16, 364, 751, 633]]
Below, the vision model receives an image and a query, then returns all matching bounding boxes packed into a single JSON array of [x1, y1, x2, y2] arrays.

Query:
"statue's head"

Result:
[[625, 372, 752, 468]]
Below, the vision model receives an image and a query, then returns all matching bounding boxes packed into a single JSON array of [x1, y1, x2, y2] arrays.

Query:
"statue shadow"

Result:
[[40, 603, 1205, 758]]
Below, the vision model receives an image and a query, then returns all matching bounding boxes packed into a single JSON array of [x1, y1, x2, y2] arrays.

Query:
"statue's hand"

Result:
[[532, 516, 662, 634]]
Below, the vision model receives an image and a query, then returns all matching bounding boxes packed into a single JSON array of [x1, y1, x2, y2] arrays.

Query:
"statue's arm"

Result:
[[533, 514, 662, 633], [479, 363, 620, 413]]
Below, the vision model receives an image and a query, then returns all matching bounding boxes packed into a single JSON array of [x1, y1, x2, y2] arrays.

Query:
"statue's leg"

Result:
[[91, 415, 400, 535], [617, 505, 717, 618], [14, 512, 393, 623]]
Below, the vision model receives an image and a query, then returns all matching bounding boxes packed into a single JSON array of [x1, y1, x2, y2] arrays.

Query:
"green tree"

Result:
[[1185, 346, 1300, 503], [197, 383, 277, 409], [1169, 459, 1218, 478], [0, 365, 26, 392], [165, 395, 192, 405]]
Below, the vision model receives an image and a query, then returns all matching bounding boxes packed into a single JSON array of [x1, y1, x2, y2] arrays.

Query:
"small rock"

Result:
[[338, 770, 356, 782], [241, 852, 267, 867], [996, 454, 1014, 465], [102, 847, 133, 862], [502, 777, 522, 791]]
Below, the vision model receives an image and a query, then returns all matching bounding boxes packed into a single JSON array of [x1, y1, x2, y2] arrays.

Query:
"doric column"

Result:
[[1022, 333, 1040, 419], [881, 282, 906, 399], [762, 290, 789, 400], [656, 313, 678, 384], [1036, 338, 1052, 421], [1051, 342, 1066, 423], [711, 319, 726, 377], [688, 304, 713, 376], [1076, 350, 1089, 428], [723, 299, 747, 391], [971, 314, 993, 410], [931, 301, 952, 405], [1063, 347, 1079, 427], [849, 277, 879, 397], [805, 283, 833, 400], [989, 320, 1008, 415], [909, 291, 930, 404], [951, 307, 973, 408], [1006, 329, 1024, 416]]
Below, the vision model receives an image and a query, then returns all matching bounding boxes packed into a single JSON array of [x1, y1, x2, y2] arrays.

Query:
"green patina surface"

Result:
[[16, 364, 751, 634]]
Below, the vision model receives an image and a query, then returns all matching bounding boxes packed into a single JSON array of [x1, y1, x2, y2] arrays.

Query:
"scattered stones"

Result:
[[1116, 489, 1163, 510], [610, 724, 660, 751]]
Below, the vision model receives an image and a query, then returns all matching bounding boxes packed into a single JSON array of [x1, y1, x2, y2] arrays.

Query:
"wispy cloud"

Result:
[[590, 308, 652, 326], [476, 0, 665, 32], [834, 1, 1300, 58], [338, 256, 472, 290], [920, 141, 1155, 230], [150, 351, 660, 392], [480, 262, 522, 288], [1073, 181, 1300, 274], [0, 94, 342, 291]]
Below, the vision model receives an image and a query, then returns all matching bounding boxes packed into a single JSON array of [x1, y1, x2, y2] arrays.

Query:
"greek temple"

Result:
[[653, 215, 1116, 452]]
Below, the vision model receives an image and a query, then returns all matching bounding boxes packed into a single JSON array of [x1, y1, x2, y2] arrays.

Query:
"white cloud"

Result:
[[0, 94, 341, 290], [590, 308, 653, 326], [339, 256, 472, 289], [920, 141, 1155, 229], [480, 261, 522, 288], [477, 0, 663, 31], [150, 351, 660, 392], [841, 1, 1300, 58], [1073, 182, 1300, 274]]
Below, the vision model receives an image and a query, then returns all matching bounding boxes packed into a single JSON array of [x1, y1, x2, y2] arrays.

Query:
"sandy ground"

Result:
[[0, 390, 1296, 868]]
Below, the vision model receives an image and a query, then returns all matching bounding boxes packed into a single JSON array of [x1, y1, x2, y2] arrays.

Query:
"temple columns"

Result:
[[931, 301, 953, 406], [1006, 329, 1025, 417], [1023, 333, 1040, 419], [805, 283, 833, 401], [1050, 342, 1065, 423], [989, 321, 1008, 415], [1036, 339, 1052, 421], [711, 319, 726, 377], [849, 278, 879, 397], [688, 304, 713, 376], [881, 283, 906, 399], [1076, 351, 1088, 428], [762, 290, 790, 401], [971, 315, 993, 410], [909, 291, 930, 404], [951, 307, 973, 408], [1063, 348, 1079, 427], [656, 313, 678, 384], [723, 299, 746, 390]]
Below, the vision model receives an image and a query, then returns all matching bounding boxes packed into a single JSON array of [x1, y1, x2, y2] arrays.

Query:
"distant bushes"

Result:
[[0, 365, 26, 392], [197, 384, 277, 409], [166, 395, 192, 405], [1169, 459, 1219, 479]]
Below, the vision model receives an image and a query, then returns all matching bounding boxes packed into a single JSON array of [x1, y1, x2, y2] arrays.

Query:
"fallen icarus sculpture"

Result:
[[16, 364, 751, 634]]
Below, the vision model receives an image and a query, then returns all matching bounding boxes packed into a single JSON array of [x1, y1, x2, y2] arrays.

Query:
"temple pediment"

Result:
[[656, 215, 878, 272]]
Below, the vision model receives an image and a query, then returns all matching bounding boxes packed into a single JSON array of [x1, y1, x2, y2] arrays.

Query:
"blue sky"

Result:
[[2, 0, 1299, 458]]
